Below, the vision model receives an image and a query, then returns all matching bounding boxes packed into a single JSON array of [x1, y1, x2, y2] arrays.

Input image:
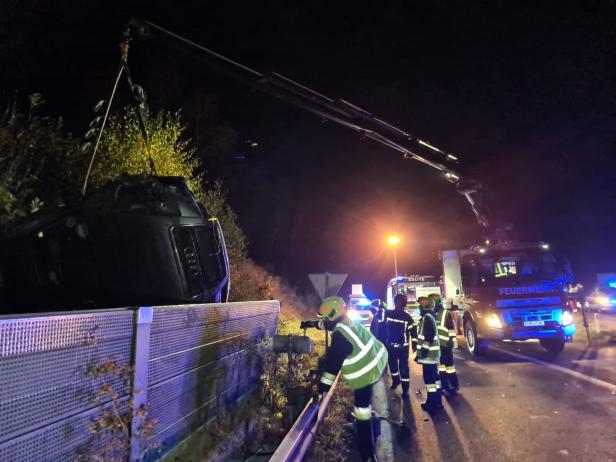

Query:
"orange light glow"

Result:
[[387, 235, 401, 246]]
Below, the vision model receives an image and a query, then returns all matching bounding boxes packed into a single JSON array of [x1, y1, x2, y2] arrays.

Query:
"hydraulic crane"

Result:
[[127, 20, 492, 232]]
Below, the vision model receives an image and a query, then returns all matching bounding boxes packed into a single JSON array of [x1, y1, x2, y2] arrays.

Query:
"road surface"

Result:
[[366, 311, 616, 462]]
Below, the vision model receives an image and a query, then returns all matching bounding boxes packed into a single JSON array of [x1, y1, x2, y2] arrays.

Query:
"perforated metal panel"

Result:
[[0, 300, 279, 462], [0, 309, 134, 460], [146, 301, 279, 457]]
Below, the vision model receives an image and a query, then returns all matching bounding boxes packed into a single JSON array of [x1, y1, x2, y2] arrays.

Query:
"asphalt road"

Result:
[[368, 312, 616, 462]]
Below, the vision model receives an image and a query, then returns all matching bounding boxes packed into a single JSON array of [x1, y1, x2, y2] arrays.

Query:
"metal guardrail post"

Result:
[[130, 306, 153, 462]]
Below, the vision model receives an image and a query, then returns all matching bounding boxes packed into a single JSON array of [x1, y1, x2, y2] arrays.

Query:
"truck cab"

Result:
[[442, 242, 576, 355]]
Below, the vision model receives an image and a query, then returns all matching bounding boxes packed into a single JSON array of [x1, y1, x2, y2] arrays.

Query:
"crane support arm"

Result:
[[129, 19, 492, 230]]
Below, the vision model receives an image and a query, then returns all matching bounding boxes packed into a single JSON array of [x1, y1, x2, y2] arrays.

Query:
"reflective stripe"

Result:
[[343, 337, 375, 366], [387, 318, 406, 324], [337, 323, 366, 349], [446, 367, 456, 373], [428, 346, 440, 351], [438, 365, 446, 372], [438, 335, 449, 341], [354, 406, 372, 421], [344, 346, 386, 380], [321, 371, 336, 385], [401, 378, 410, 382], [390, 371, 399, 376], [426, 385, 438, 392]]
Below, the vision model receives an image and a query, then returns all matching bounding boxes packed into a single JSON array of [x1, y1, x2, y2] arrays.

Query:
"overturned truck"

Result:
[[0, 175, 230, 312]]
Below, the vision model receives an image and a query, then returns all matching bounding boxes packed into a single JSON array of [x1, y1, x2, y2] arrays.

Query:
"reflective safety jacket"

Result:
[[435, 305, 458, 349], [320, 318, 388, 390], [417, 312, 440, 364]]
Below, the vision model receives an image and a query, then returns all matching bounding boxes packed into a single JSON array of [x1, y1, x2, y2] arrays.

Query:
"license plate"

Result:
[[524, 320, 545, 327]]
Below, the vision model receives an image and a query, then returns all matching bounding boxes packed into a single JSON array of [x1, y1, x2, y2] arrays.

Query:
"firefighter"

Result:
[[369, 299, 388, 344], [415, 296, 443, 413], [429, 293, 460, 394], [384, 293, 414, 399], [301, 296, 388, 462]]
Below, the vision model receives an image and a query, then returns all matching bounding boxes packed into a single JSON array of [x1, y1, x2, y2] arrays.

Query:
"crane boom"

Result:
[[129, 19, 492, 231]]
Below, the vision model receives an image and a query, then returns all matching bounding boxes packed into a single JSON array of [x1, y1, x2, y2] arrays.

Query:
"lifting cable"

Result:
[[81, 28, 156, 196]]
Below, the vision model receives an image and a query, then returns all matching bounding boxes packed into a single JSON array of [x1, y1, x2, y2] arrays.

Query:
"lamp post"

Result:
[[387, 235, 400, 278]]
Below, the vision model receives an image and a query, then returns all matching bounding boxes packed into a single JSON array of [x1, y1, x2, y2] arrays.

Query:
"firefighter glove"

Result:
[[300, 320, 319, 330]]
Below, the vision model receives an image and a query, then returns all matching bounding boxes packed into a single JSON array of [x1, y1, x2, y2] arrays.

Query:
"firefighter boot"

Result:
[[390, 373, 401, 390], [448, 372, 460, 393], [401, 381, 410, 400], [357, 418, 379, 462], [421, 389, 443, 414], [438, 364, 450, 390]]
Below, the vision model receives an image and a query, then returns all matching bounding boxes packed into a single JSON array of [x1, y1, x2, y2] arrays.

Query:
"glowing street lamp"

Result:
[[387, 234, 401, 277]]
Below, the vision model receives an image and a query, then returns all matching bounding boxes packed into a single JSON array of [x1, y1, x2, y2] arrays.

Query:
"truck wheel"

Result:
[[540, 338, 565, 354], [465, 321, 487, 355]]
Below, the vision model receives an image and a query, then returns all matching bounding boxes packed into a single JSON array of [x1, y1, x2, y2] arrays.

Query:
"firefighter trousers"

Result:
[[421, 363, 442, 412], [387, 345, 410, 393], [438, 347, 459, 391], [354, 385, 377, 461]]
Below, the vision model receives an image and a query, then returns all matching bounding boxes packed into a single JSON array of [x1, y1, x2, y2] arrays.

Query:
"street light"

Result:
[[387, 234, 401, 277]]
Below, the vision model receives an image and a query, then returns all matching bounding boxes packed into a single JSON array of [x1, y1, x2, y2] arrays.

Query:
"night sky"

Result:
[[2, 1, 615, 298]]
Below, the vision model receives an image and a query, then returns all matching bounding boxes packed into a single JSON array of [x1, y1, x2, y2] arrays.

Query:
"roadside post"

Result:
[[580, 303, 592, 346], [593, 312, 601, 334]]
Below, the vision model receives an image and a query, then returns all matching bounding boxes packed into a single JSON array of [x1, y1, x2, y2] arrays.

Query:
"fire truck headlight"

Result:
[[561, 310, 574, 326], [597, 296, 611, 307], [486, 313, 502, 329], [347, 310, 361, 321]]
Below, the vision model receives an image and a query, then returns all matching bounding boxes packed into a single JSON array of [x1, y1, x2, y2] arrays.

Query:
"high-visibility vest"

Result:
[[417, 313, 440, 364], [335, 318, 388, 390], [436, 308, 458, 349]]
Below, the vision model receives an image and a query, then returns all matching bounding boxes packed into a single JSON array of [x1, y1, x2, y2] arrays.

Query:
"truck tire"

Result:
[[465, 320, 488, 355], [540, 337, 565, 354]]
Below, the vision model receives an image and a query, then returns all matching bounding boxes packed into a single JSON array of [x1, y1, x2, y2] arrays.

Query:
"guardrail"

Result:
[[270, 373, 341, 462]]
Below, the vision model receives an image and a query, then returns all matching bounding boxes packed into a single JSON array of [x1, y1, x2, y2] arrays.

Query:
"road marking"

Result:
[[491, 346, 616, 393]]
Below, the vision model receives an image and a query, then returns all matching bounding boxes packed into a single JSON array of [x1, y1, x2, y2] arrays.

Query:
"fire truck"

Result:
[[442, 243, 576, 355]]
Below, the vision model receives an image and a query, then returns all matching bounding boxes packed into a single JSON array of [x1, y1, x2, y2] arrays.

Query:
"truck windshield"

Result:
[[463, 250, 568, 286]]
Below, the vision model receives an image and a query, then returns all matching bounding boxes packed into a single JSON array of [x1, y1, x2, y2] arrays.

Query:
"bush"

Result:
[[0, 95, 81, 228]]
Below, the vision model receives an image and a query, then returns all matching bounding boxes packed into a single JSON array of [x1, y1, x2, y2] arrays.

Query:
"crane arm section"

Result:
[[129, 19, 492, 231]]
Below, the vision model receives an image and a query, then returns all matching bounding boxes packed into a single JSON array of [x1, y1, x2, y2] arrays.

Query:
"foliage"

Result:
[[85, 107, 198, 190], [306, 382, 354, 462], [78, 328, 157, 462], [195, 181, 247, 268], [0, 95, 80, 229]]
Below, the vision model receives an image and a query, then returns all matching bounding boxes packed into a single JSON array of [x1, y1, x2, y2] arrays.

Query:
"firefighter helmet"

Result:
[[418, 296, 435, 311], [318, 296, 346, 320]]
